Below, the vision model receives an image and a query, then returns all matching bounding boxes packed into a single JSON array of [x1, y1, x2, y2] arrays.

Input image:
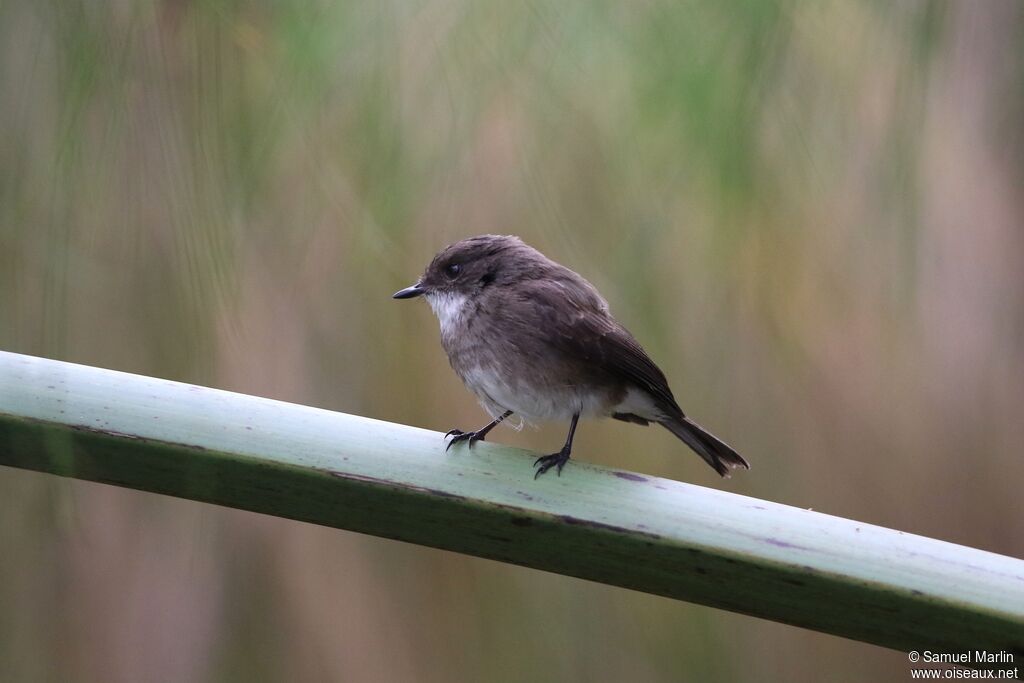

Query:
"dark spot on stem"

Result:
[[558, 515, 661, 539], [765, 538, 811, 551], [482, 534, 512, 543]]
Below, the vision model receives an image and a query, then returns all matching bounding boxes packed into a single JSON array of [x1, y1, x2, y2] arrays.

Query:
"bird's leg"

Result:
[[534, 413, 580, 478], [445, 410, 513, 451]]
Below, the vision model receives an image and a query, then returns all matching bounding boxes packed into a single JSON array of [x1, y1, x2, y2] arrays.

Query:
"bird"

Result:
[[393, 234, 749, 479]]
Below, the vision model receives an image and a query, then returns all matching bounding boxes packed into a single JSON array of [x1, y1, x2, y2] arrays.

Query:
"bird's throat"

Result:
[[426, 291, 470, 335]]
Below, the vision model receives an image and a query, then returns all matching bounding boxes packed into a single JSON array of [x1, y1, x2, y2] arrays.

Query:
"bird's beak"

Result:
[[392, 282, 426, 299]]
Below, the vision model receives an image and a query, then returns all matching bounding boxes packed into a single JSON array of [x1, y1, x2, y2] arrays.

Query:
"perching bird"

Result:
[[393, 235, 749, 479]]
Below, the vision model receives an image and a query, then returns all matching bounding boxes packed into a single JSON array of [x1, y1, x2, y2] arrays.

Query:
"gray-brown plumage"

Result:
[[393, 235, 749, 479]]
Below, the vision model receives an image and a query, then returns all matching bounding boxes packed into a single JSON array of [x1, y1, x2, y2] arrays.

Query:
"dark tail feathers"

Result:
[[659, 417, 749, 477]]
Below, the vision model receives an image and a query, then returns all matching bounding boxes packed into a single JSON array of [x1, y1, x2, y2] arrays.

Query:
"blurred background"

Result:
[[1, 1, 1022, 681]]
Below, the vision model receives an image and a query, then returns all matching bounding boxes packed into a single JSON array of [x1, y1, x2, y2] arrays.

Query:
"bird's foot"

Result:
[[533, 447, 571, 479], [444, 428, 487, 452]]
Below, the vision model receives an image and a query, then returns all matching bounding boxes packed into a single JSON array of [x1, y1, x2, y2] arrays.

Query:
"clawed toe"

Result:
[[533, 449, 571, 479], [444, 429, 485, 452], [445, 429, 470, 452]]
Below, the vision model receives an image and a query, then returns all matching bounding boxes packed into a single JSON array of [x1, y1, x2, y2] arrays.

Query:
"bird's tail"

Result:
[[659, 416, 749, 477]]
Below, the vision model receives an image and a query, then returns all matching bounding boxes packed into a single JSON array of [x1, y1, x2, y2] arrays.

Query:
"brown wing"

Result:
[[515, 276, 684, 418], [569, 316, 684, 418]]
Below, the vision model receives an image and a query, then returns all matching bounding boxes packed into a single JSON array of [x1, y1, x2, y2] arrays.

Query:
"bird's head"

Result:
[[392, 234, 536, 302]]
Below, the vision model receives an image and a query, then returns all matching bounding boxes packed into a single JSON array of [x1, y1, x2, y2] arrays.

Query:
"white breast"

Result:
[[462, 364, 615, 423]]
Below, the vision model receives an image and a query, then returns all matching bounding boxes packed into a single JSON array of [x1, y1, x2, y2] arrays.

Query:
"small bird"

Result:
[[393, 235, 749, 479]]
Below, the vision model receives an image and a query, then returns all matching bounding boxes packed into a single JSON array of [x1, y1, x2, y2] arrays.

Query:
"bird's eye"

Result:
[[443, 263, 462, 279]]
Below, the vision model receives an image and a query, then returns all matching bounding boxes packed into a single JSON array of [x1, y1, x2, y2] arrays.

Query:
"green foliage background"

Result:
[[1, 1, 1022, 681]]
